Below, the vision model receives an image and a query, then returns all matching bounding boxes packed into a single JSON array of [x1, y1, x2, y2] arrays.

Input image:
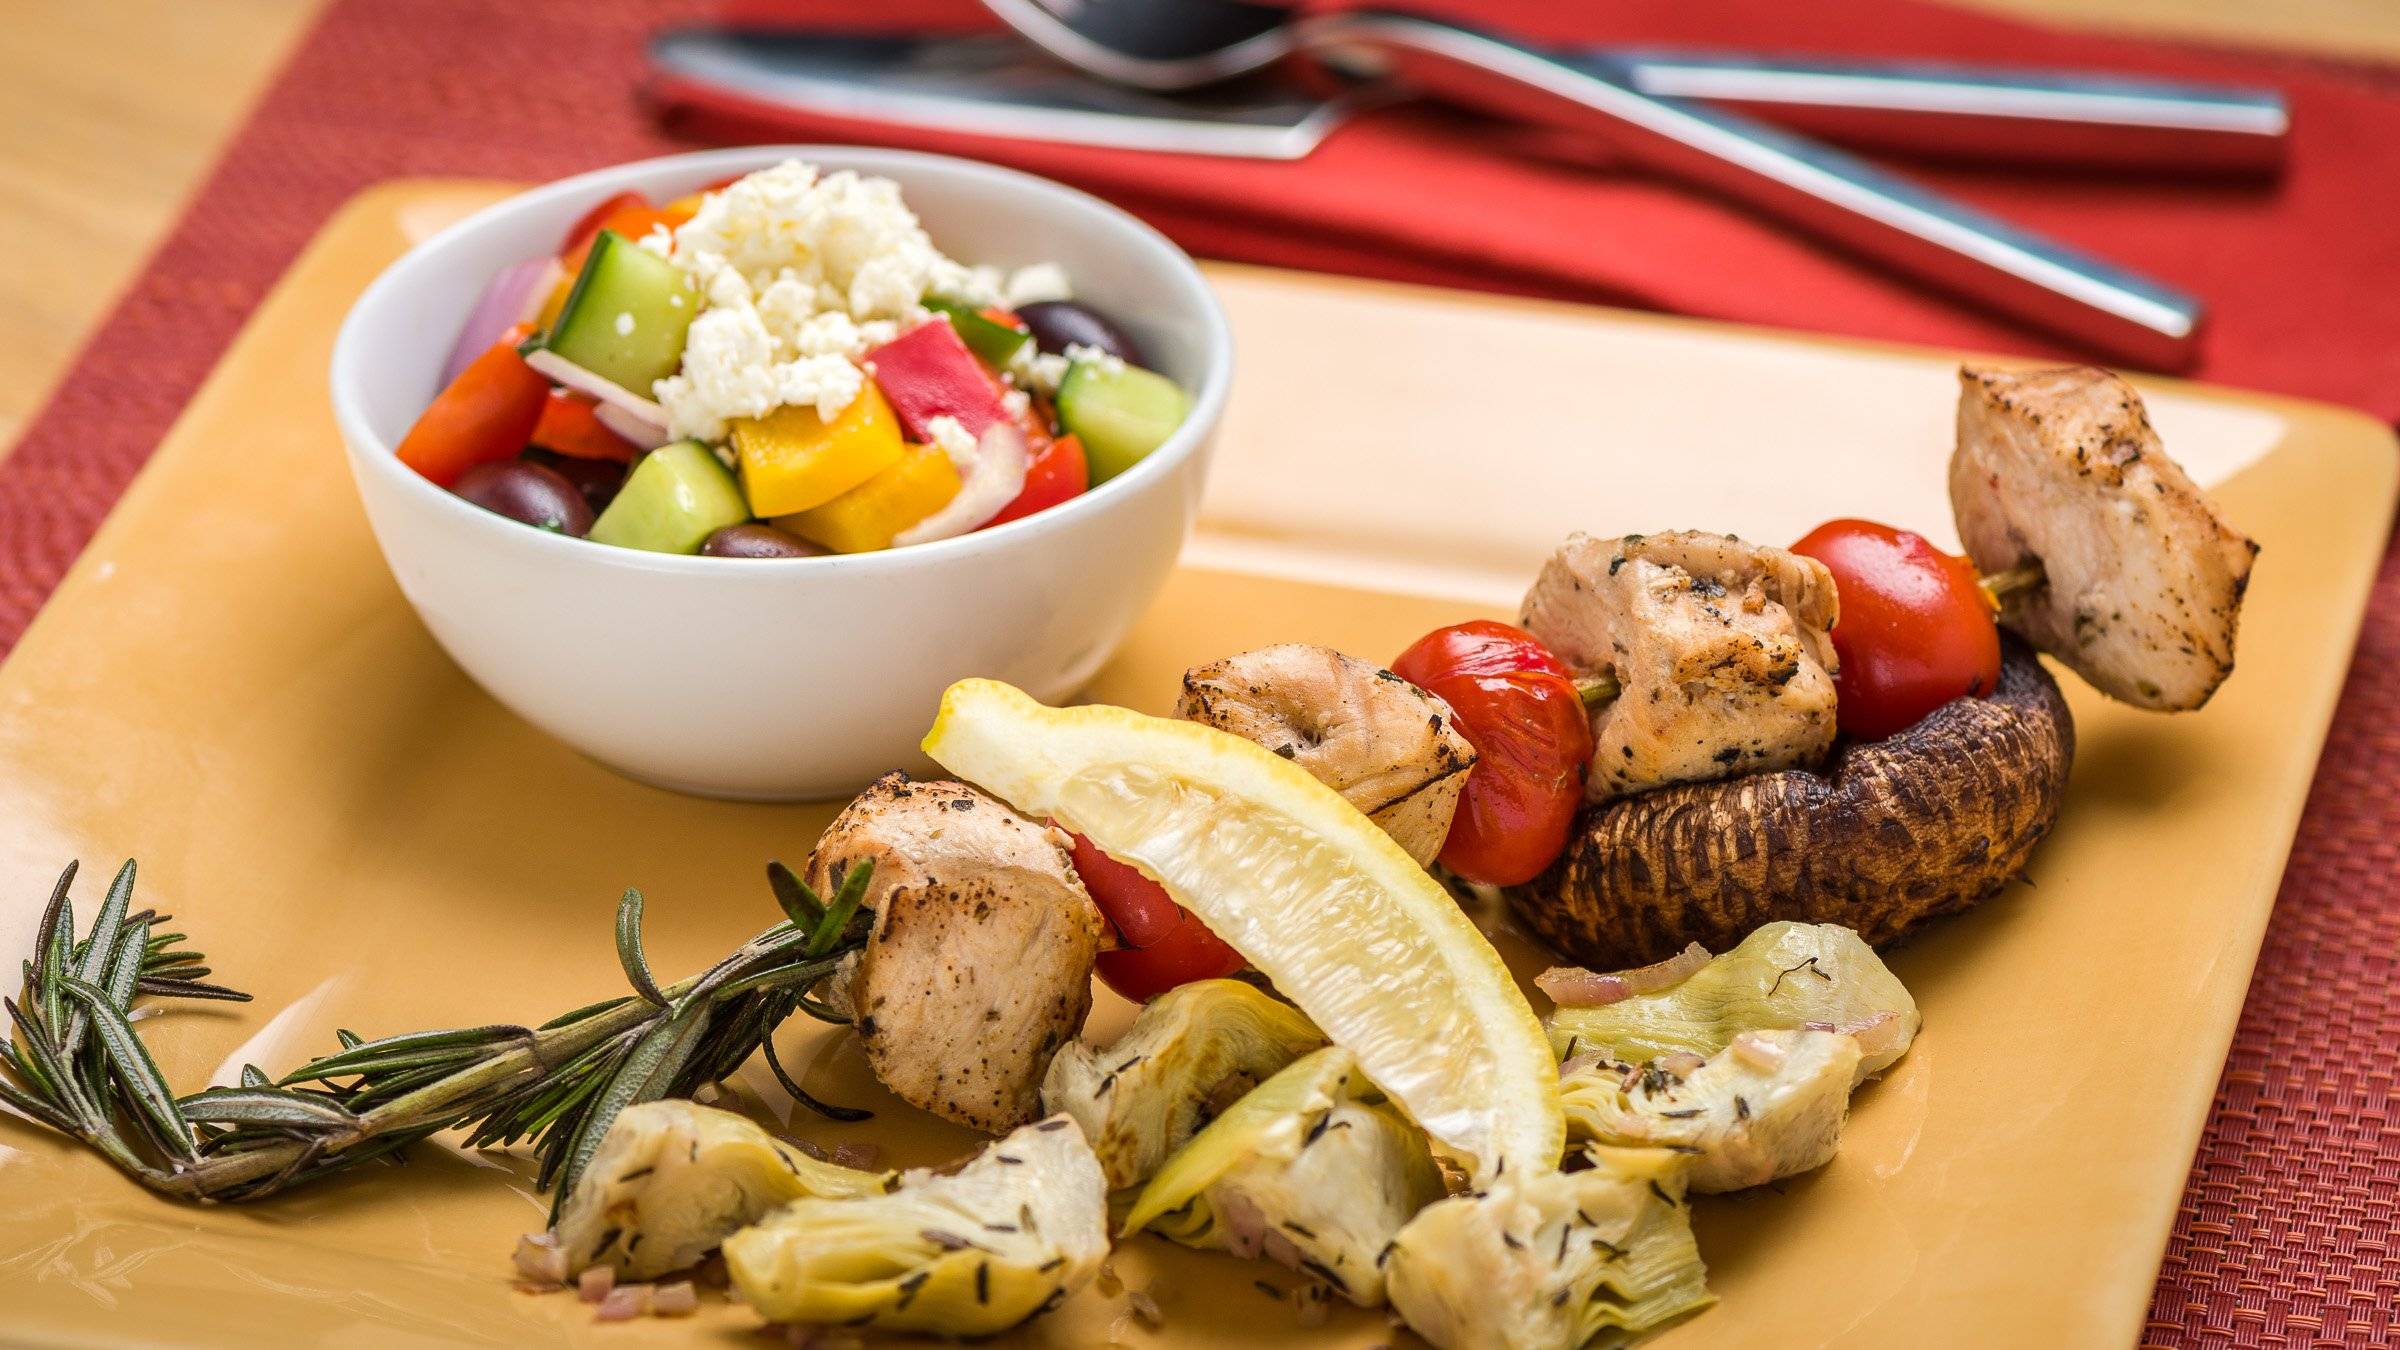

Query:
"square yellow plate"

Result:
[[0, 182, 2391, 1349]]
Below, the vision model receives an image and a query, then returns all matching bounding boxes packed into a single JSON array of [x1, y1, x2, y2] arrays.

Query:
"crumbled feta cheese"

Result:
[[1002, 262, 1072, 307], [1000, 388, 1030, 420], [649, 159, 1003, 441], [1008, 343, 1072, 396], [1063, 342, 1126, 377], [613, 311, 635, 337], [925, 415, 979, 472]]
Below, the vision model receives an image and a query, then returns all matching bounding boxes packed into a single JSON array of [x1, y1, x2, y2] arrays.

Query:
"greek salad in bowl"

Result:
[[396, 159, 1191, 557]]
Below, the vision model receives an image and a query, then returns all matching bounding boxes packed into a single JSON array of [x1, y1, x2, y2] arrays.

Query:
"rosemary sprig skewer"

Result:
[[1, 857, 871, 1211]]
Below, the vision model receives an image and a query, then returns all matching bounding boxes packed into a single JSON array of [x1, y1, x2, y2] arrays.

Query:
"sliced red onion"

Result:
[[1213, 1187, 1269, 1261], [651, 1281, 699, 1317], [593, 398, 674, 450], [443, 259, 553, 386], [830, 1140, 882, 1171], [577, 1265, 617, 1303], [892, 423, 1028, 547], [513, 1231, 570, 1285], [1535, 941, 1710, 1008], [522, 348, 671, 430], [1657, 1051, 1707, 1078], [1730, 1032, 1789, 1072]]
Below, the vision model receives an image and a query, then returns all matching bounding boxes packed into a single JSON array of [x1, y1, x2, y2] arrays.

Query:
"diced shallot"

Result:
[[578, 1265, 617, 1303], [1731, 1032, 1788, 1072], [1657, 1051, 1707, 1078], [893, 423, 1029, 547], [1535, 942, 1710, 1007], [513, 1231, 570, 1285], [443, 259, 553, 386], [595, 1285, 652, 1321], [1805, 1010, 1908, 1062], [651, 1281, 699, 1317]]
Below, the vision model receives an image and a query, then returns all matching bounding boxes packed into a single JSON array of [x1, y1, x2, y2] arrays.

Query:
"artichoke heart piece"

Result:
[[1042, 977, 1328, 1191], [723, 1115, 1109, 1336], [1384, 1147, 1713, 1350], [1548, 922, 1919, 1084], [1124, 1046, 1443, 1307], [1562, 1028, 1861, 1193], [552, 1100, 893, 1280]]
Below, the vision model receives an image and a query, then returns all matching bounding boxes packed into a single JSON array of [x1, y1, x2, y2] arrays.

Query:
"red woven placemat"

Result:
[[1, 0, 2393, 1342]]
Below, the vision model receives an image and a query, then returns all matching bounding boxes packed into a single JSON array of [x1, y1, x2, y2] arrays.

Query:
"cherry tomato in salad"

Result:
[[1392, 621, 1595, 888], [985, 435, 1088, 529], [1792, 518, 2001, 741], [530, 390, 638, 462], [395, 325, 550, 488], [1065, 830, 1246, 1001]]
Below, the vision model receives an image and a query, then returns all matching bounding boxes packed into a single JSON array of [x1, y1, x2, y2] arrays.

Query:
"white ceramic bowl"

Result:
[[331, 147, 1231, 799]]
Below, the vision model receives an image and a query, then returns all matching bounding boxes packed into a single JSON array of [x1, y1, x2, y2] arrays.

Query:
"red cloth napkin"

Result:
[[667, 0, 2400, 418]]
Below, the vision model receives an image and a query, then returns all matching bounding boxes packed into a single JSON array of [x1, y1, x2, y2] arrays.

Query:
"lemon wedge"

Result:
[[923, 678, 1562, 1181]]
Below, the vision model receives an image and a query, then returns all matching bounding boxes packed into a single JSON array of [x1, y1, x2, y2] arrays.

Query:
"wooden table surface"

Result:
[[2, 0, 2395, 459]]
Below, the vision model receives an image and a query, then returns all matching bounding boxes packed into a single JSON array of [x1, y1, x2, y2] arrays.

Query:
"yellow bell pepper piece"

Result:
[[731, 385, 906, 517], [779, 444, 962, 553]]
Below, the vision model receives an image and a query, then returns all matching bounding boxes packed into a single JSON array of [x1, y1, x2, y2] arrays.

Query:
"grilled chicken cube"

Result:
[[723, 1115, 1111, 1336], [1521, 531, 1841, 801], [811, 772, 1107, 1133], [549, 1100, 893, 1280], [1952, 365, 2258, 710], [1177, 643, 1476, 865], [1559, 1028, 1861, 1194]]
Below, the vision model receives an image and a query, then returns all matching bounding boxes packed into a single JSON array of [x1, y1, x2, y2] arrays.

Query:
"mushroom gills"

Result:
[[1121, 1047, 1444, 1307], [722, 1115, 1110, 1335], [1546, 921, 1920, 1084], [1951, 364, 2257, 711], [810, 771, 1107, 1132], [1520, 530, 1841, 803], [1042, 976, 1328, 1191], [1383, 1145, 1714, 1350], [550, 1100, 893, 1281], [1559, 1027, 1863, 1193]]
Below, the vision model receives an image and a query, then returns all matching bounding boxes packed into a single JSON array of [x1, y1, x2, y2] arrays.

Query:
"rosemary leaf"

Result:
[[58, 976, 195, 1162], [33, 866, 74, 1044], [282, 1025, 534, 1084], [133, 977, 250, 1003], [537, 993, 634, 1032], [239, 1064, 270, 1089], [615, 888, 668, 1007], [0, 1072, 80, 1134], [61, 862, 137, 1057], [807, 863, 872, 958], [763, 1036, 872, 1122], [766, 860, 825, 927], [179, 1088, 361, 1130]]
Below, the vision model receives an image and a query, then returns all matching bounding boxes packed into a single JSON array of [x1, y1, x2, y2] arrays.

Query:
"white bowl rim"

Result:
[[329, 144, 1233, 579]]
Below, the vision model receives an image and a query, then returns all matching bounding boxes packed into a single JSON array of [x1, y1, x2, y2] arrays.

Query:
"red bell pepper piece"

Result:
[[395, 325, 550, 487], [865, 319, 1010, 442], [561, 201, 679, 274], [985, 435, 1088, 529], [530, 390, 638, 462], [558, 191, 649, 258]]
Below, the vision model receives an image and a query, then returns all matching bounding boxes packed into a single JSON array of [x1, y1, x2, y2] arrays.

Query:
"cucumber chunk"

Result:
[[535, 230, 697, 394], [1057, 358, 1189, 485], [924, 298, 1031, 367], [588, 442, 750, 554]]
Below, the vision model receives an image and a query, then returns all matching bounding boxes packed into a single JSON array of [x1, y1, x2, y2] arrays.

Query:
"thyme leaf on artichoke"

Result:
[[0, 857, 872, 1211]]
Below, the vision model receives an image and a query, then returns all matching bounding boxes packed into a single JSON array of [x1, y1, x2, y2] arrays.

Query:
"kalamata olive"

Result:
[[700, 523, 824, 559], [523, 448, 627, 515], [454, 459, 594, 537], [1017, 300, 1144, 367]]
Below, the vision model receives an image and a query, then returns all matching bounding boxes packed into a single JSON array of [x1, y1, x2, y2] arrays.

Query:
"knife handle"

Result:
[[1612, 50, 2288, 174], [1302, 11, 2203, 369]]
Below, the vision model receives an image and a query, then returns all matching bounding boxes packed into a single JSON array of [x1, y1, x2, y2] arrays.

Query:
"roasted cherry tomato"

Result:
[[1793, 518, 2001, 741], [1066, 830, 1245, 1001], [395, 325, 550, 487], [1392, 621, 1595, 887]]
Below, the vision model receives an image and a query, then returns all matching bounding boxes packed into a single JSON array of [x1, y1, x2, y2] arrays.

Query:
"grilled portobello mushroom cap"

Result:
[[1519, 638, 2072, 967]]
